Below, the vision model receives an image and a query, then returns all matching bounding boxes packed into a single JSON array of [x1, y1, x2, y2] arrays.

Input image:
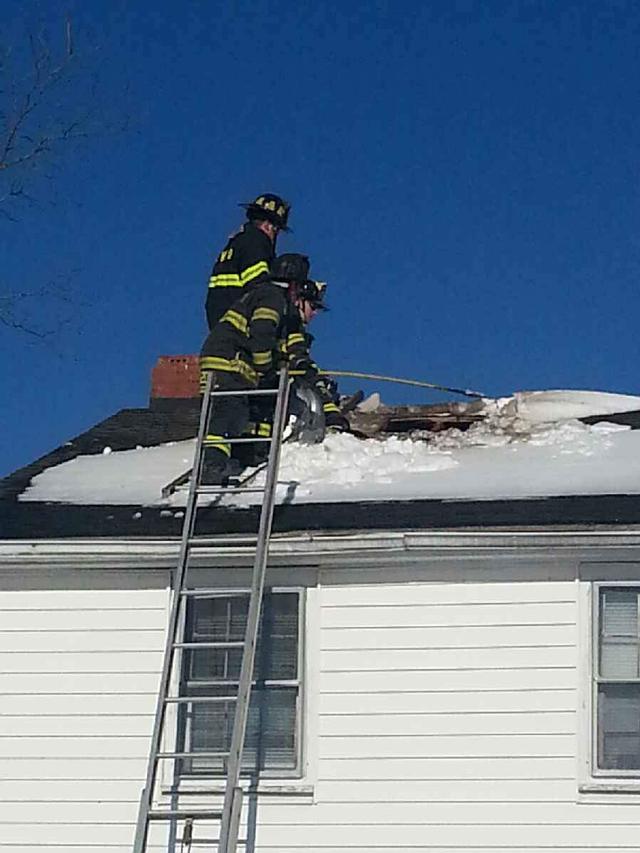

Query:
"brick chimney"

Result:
[[150, 355, 200, 409]]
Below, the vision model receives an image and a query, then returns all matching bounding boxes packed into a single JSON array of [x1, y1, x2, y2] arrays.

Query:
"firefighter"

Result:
[[199, 253, 347, 484], [241, 277, 348, 464], [205, 192, 291, 330], [285, 283, 348, 432]]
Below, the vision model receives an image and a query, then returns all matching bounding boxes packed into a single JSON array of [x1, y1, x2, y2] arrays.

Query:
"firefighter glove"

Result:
[[325, 412, 350, 433]]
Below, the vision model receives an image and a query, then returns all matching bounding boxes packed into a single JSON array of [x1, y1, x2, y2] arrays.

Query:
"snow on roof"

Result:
[[18, 390, 640, 507]]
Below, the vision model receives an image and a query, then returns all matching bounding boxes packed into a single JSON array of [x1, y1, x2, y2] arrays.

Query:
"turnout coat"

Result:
[[205, 223, 275, 329], [200, 281, 340, 417]]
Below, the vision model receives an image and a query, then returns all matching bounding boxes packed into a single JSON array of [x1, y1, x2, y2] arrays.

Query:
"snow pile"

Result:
[[243, 432, 458, 501], [18, 389, 640, 507], [19, 442, 196, 507], [226, 417, 634, 507], [427, 393, 631, 452], [493, 389, 640, 424]]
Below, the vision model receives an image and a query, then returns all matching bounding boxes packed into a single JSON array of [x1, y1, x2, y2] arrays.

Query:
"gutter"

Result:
[[3, 529, 640, 570]]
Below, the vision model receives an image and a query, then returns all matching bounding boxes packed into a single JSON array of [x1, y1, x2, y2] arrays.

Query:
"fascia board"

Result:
[[3, 530, 640, 572]]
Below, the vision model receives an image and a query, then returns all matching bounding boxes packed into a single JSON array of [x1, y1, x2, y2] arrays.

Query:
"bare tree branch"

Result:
[[1, 18, 128, 338], [1, 20, 88, 185], [0, 273, 83, 339]]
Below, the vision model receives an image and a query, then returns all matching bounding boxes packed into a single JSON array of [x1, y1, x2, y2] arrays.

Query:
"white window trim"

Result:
[[578, 579, 640, 797], [159, 583, 318, 802]]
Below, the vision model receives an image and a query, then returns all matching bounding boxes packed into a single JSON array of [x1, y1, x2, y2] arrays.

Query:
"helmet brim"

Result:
[[239, 203, 291, 232]]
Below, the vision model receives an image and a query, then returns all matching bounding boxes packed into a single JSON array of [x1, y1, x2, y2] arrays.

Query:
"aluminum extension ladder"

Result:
[[132, 366, 291, 853]]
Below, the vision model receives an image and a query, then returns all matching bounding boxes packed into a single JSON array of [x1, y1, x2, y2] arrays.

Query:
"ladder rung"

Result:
[[208, 388, 278, 397], [148, 809, 223, 820], [194, 485, 265, 495], [203, 436, 272, 445], [177, 838, 247, 848], [178, 841, 246, 848], [157, 751, 230, 760], [180, 588, 251, 598], [165, 696, 237, 704], [173, 641, 245, 649], [187, 537, 258, 547]]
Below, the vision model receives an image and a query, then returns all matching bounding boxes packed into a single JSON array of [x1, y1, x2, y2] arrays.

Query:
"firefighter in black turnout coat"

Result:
[[199, 253, 347, 484], [205, 193, 290, 330]]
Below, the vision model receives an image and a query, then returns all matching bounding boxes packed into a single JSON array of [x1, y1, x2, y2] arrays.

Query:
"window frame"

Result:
[[591, 581, 640, 779], [176, 585, 306, 780]]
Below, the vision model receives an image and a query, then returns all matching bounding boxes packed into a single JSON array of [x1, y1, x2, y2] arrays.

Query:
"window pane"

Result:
[[188, 592, 298, 682], [601, 589, 638, 636], [599, 589, 640, 679], [598, 683, 640, 770], [190, 647, 243, 681], [180, 590, 300, 775], [600, 641, 639, 680], [186, 686, 297, 774], [192, 597, 248, 642]]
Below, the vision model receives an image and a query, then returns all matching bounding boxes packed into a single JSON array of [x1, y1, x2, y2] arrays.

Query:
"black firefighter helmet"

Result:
[[296, 278, 328, 311], [272, 254, 328, 311], [240, 193, 291, 231], [271, 253, 310, 284]]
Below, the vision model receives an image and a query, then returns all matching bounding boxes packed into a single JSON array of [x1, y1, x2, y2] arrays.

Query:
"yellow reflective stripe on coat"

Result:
[[204, 435, 231, 456], [200, 355, 232, 372], [209, 273, 242, 288], [251, 307, 280, 324], [252, 350, 273, 366], [323, 402, 340, 414], [287, 332, 305, 347], [240, 260, 270, 284], [243, 421, 272, 438], [221, 309, 248, 334], [199, 356, 258, 385]]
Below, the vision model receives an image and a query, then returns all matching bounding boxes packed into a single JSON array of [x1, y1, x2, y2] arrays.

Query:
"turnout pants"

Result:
[[202, 371, 253, 471]]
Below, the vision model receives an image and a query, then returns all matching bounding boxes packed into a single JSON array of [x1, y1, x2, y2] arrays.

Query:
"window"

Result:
[[178, 589, 303, 777], [595, 586, 640, 773]]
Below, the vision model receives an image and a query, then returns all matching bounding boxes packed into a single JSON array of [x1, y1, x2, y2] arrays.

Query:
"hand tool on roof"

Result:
[[325, 369, 485, 399]]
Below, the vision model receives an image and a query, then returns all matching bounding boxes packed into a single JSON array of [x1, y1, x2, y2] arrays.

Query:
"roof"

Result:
[[3, 389, 640, 540]]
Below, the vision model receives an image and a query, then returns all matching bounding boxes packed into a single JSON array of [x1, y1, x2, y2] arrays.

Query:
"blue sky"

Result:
[[2, 0, 640, 477]]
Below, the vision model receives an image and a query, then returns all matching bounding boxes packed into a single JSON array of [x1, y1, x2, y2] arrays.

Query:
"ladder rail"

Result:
[[133, 372, 216, 853], [217, 365, 290, 853], [133, 368, 291, 853]]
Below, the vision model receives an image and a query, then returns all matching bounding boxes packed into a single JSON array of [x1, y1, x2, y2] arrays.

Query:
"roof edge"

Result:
[[3, 493, 640, 539], [3, 528, 640, 570]]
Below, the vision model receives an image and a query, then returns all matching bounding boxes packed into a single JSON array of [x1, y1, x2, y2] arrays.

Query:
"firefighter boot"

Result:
[[201, 447, 232, 485]]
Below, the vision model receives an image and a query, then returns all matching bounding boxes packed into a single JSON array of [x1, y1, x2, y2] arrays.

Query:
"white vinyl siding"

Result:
[[4, 564, 640, 851], [310, 579, 639, 852], [0, 572, 168, 851]]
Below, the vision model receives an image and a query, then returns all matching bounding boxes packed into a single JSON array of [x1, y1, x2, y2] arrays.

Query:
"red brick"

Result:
[[151, 355, 199, 399]]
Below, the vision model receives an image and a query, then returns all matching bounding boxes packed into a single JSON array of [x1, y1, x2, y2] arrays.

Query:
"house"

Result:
[[2, 357, 640, 852]]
